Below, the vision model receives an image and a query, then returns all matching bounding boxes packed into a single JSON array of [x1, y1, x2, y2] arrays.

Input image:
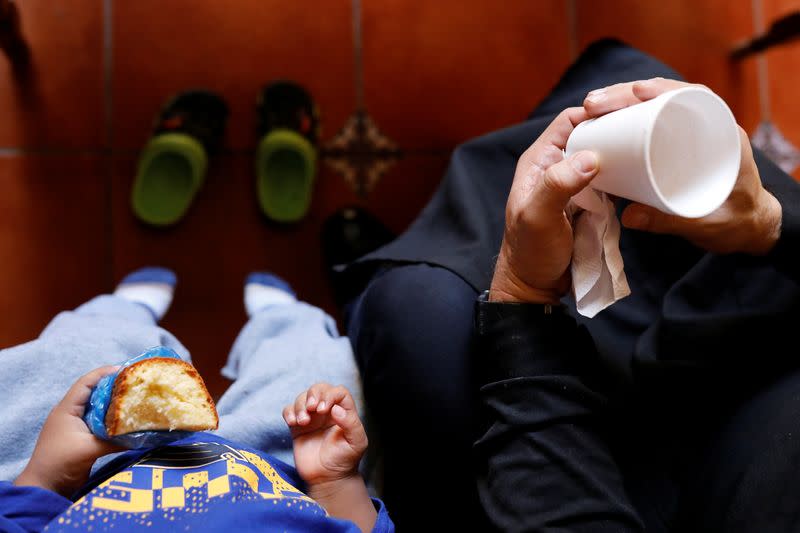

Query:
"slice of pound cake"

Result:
[[105, 357, 219, 436]]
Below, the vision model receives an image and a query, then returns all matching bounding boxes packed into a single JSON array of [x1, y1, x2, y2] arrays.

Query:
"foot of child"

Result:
[[244, 272, 296, 317], [114, 266, 176, 321]]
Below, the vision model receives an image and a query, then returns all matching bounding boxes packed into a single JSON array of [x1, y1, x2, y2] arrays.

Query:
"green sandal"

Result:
[[132, 91, 228, 226], [255, 81, 320, 223]]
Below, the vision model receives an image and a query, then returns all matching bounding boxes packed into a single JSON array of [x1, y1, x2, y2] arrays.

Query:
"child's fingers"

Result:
[[293, 391, 311, 424], [305, 382, 331, 411], [291, 383, 357, 427], [330, 402, 368, 452], [318, 385, 352, 414], [60, 366, 120, 417], [282, 405, 297, 426]]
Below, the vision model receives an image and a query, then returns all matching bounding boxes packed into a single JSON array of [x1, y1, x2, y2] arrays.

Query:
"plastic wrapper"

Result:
[[84, 346, 195, 449]]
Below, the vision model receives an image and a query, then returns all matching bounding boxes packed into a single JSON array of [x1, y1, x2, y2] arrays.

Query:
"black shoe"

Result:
[[321, 206, 395, 306]]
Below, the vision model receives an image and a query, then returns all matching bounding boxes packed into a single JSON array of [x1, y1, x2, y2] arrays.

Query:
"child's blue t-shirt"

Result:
[[0, 433, 392, 532]]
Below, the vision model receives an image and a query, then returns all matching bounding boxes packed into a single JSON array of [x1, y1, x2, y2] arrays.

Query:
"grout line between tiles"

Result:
[[103, 0, 115, 290], [105, 154, 115, 290], [352, 0, 364, 111], [104, 0, 114, 149], [0, 147, 109, 156], [0, 147, 453, 158]]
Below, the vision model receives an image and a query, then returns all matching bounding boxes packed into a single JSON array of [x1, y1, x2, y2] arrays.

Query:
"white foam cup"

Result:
[[565, 86, 741, 218]]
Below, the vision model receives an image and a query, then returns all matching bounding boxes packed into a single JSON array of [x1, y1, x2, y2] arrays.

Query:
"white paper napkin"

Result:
[[567, 187, 630, 318]]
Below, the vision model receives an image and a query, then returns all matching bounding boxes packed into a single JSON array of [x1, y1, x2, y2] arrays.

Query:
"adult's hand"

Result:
[[584, 77, 782, 255], [490, 107, 599, 303]]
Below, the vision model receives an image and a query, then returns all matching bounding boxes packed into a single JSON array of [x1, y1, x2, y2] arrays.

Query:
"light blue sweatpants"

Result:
[[0, 294, 362, 481]]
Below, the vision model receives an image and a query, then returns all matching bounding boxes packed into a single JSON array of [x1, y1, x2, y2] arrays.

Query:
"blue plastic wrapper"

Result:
[[84, 346, 195, 449]]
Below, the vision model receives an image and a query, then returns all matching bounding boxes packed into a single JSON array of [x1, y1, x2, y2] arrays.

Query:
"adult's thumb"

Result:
[[536, 151, 598, 212]]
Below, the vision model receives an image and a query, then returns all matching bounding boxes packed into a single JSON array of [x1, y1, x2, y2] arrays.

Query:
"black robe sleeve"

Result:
[[474, 299, 646, 532]]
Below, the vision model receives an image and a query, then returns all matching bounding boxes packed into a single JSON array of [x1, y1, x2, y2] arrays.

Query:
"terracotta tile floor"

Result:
[[112, 0, 355, 152], [763, 0, 800, 179], [0, 155, 109, 345], [576, 0, 760, 132], [0, 1, 105, 148], [361, 0, 572, 150], [0, 0, 794, 396]]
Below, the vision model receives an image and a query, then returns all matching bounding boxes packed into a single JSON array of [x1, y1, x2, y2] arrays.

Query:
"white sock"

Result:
[[245, 272, 296, 317], [114, 267, 176, 321]]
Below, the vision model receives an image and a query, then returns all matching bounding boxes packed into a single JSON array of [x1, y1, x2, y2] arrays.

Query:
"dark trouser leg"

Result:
[[346, 264, 485, 530]]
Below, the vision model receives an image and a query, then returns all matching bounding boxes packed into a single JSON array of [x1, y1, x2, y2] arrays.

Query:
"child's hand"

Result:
[[286, 384, 378, 532], [283, 383, 367, 487], [15, 366, 124, 497]]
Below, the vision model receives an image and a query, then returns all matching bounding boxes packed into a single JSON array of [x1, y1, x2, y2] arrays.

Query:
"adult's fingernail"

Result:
[[570, 151, 597, 173], [586, 89, 607, 103], [637, 77, 662, 88]]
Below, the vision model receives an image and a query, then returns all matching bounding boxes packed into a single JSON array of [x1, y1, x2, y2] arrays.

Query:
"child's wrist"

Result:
[[14, 465, 57, 494], [307, 473, 377, 533], [307, 472, 366, 501]]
